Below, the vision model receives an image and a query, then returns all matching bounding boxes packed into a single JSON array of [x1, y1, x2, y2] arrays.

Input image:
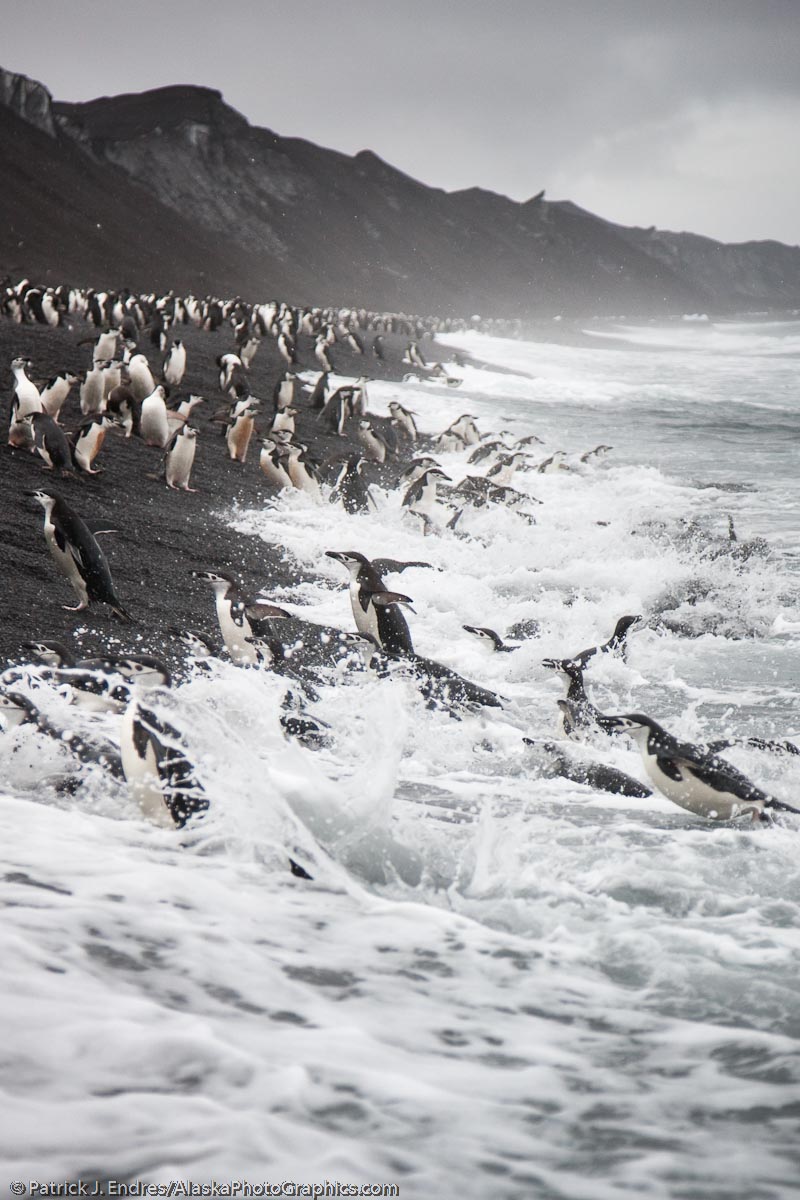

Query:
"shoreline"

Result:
[[0, 311, 431, 669]]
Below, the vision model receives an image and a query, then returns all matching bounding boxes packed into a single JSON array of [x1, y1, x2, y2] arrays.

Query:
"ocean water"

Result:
[[3, 319, 800, 1198]]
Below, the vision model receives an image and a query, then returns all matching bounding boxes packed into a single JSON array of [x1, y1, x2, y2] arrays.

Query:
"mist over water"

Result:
[[3, 319, 800, 1197]]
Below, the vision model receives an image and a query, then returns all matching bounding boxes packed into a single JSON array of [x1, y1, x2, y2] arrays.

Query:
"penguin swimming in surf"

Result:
[[402, 466, 452, 528], [330, 455, 375, 514], [357, 419, 390, 464], [542, 615, 641, 673], [259, 438, 293, 489], [462, 625, 520, 653], [121, 688, 209, 829], [0, 689, 125, 779], [522, 738, 651, 799], [601, 713, 800, 822], [194, 570, 290, 666], [325, 551, 415, 657]]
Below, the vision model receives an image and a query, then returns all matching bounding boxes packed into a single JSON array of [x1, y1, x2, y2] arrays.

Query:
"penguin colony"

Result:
[[1, 276, 798, 868]]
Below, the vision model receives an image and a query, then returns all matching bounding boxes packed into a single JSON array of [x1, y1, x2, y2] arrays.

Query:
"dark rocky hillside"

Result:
[[2, 66, 800, 317]]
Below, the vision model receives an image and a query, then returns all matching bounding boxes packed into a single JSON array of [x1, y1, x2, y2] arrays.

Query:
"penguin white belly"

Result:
[[166, 437, 196, 490], [129, 360, 156, 401], [141, 396, 169, 447], [287, 459, 321, 499], [41, 381, 69, 420], [359, 432, 385, 463], [44, 522, 88, 607], [80, 372, 105, 415], [215, 596, 257, 665], [349, 581, 381, 643], [641, 751, 757, 820], [74, 426, 105, 473], [227, 416, 254, 462], [164, 349, 186, 386], [260, 450, 292, 489], [102, 364, 121, 398], [120, 702, 175, 828], [13, 371, 41, 416]]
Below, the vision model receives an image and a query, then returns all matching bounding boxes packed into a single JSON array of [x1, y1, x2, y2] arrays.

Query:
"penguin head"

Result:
[[25, 488, 58, 512], [110, 655, 172, 690], [598, 713, 659, 743], [613, 615, 642, 639], [463, 625, 501, 649], [170, 628, 217, 658], [193, 569, 236, 592], [0, 690, 38, 730], [21, 640, 73, 668], [325, 550, 368, 573]]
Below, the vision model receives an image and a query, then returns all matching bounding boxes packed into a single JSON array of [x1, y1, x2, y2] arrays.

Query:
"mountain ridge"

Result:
[[2, 66, 799, 317]]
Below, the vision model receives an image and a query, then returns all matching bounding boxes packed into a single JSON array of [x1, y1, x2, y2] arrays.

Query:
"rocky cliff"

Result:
[[2, 66, 799, 316]]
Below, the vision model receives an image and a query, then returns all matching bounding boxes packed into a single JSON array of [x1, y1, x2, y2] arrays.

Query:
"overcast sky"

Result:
[[4, 0, 799, 245]]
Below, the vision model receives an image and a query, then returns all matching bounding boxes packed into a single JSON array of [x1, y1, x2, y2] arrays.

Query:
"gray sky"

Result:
[[4, 0, 799, 245]]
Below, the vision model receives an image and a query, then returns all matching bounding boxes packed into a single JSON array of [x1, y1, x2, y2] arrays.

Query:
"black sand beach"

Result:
[[0, 312, 424, 671]]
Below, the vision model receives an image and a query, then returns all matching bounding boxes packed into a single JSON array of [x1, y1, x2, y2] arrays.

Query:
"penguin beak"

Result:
[[325, 551, 347, 563]]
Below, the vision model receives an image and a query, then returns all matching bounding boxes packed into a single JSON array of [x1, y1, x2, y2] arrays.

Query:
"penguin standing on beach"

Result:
[[308, 371, 330, 411], [140, 384, 170, 447], [29, 412, 75, 475], [217, 353, 247, 398], [72, 414, 113, 475], [278, 331, 297, 365], [8, 357, 41, 447], [162, 340, 187, 387], [273, 372, 297, 412], [106, 383, 140, 438], [227, 398, 259, 462], [79, 363, 106, 416], [315, 336, 334, 372], [126, 353, 157, 402], [27, 489, 131, 620], [40, 372, 79, 423], [165, 425, 198, 491], [90, 329, 120, 364]]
